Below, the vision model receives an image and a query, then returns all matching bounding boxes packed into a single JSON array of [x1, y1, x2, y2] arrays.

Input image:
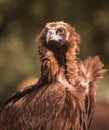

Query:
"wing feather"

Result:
[[0, 81, 66, 130]]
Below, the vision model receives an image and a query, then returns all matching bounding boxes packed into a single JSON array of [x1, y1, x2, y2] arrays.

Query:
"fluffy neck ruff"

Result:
[[37, 27, 80, 86]]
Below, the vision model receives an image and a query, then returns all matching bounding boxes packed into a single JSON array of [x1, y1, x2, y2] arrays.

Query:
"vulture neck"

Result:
[[38, 44, 79, 86]]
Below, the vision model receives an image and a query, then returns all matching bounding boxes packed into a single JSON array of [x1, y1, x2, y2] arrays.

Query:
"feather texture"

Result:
[[0, 21, 107, 130]]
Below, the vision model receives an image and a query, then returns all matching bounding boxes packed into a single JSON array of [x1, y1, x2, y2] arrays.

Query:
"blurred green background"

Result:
[[0, 0, 109, 129]]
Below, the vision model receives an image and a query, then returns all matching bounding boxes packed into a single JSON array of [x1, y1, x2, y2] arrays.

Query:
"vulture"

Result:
[[0, 21, 107, 130]]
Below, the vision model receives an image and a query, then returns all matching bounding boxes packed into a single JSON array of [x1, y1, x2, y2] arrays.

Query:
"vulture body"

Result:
[[0, 21, 107, 130]]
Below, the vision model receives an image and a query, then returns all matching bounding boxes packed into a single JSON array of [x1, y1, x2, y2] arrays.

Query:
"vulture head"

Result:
[[45, 22, 70, 45], [37, 21, 80, 56]]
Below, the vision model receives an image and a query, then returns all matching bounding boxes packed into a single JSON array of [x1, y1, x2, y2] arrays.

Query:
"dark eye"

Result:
[[57, 27, 65, 34]]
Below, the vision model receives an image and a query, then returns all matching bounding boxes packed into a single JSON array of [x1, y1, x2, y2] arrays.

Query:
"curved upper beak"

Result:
[[46, 30, 62, 43]]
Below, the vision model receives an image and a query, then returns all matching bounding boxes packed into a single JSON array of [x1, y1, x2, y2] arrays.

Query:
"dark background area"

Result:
[[0, 0, 109, 129]]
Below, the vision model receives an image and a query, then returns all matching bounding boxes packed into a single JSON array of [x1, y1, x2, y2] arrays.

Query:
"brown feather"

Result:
[[0, 21, 107, 130]]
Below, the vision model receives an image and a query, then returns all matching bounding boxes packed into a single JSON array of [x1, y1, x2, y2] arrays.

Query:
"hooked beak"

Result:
[[46, 30, 62, 43]]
